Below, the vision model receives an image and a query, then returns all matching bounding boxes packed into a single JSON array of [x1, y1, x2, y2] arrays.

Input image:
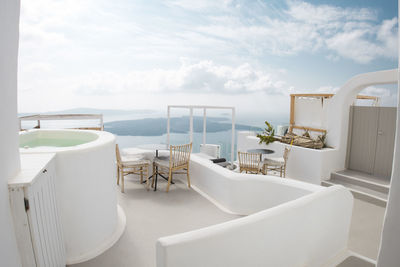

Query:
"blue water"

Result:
[[20, 113, 289, 159], [116, 130, 238, 160]]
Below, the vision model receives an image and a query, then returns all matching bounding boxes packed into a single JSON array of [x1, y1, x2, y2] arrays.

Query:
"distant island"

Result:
[[19, 107, 155, 117], [18, 108, 263, 136], [104, 116, 262, 136]]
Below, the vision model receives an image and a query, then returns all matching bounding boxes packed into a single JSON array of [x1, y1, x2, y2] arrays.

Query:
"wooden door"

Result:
[[373, 107, 397, 178], [347, 106, 396, 179], [348, 106, 379, 174]]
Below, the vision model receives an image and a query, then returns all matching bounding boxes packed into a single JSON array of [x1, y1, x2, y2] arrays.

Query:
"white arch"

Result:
[[324, 69, 397, 172]]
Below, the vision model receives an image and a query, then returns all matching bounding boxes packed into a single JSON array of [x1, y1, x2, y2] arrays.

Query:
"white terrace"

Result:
[[2, 1, 400, 267], [7, 68, 397, 267]]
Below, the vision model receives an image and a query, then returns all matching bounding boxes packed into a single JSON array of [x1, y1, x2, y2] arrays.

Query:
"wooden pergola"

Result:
[[289, 94, 379, 134]]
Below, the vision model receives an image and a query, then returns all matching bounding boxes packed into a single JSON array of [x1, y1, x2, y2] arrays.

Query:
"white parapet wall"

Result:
[[0, 0, 23, 266], [156, 154, 353, 267], [237, 131, 343, 184]]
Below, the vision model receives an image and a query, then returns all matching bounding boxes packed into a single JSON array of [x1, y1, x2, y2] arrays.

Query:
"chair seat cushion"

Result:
[[121, 155, 150, 166], [154, 156, 170, 168], [263, 157, 284, 166]]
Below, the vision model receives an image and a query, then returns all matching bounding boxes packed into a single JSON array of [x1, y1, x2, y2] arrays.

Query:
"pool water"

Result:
[[20, 138, 94, 148], [19, 130, 100, 149]]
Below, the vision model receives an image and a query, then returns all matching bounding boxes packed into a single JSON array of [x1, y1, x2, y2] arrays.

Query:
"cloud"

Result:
[[189, 0, 397, 63], [286, 1, 377, 23], [362, 86, 393, 97], [17, 0, 398, 113], [73, 60, 288, 96], [326, 18, 398, 64]]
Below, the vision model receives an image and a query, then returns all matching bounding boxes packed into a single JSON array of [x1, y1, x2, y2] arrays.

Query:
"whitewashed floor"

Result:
[[70, 175, 385, 267], [70, 176, 240, 267]]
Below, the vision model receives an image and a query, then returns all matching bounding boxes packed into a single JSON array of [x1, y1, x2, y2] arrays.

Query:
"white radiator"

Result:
[[9, 154, 66, 267]]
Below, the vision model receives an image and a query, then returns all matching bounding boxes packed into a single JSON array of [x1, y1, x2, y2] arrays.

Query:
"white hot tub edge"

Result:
[[19, 129, 126, 263]]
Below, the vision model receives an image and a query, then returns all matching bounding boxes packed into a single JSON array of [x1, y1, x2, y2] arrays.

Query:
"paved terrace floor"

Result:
[[71, 175, 385, 267], [71, 176, 241, 267]]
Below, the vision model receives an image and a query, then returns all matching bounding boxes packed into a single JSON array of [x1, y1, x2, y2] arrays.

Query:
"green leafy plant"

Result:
[[257, 121, 276, 145]]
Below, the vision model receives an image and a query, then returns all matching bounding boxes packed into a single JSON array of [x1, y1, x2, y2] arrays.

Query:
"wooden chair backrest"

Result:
[[283, 147, 290, 161], [170, 143, 192, 169], [238, 151, 261, 172], [116, 144, 122, 166]]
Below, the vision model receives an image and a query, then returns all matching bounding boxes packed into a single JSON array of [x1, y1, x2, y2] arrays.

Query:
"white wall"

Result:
[[189, 154, 322, 215], [324, 69, 397, 173], [377, 12, 400, 266], [237, 131, 343, 184], [156, 185, 353, 267], [0, 0, 22, 266]]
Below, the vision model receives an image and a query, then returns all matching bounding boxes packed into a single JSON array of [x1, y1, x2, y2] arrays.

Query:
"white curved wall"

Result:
[[0, 0, 22, 266], [20, 130, 121, 264], [377, 15, 400, 265], [189, 154, 321, 214], [325, 69, 397, 171], [157, 155, 353, 267], [237, 132, 342, 184]]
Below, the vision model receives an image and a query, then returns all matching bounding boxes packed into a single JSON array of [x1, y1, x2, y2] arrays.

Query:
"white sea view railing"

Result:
[[19, 114, 104, 131]]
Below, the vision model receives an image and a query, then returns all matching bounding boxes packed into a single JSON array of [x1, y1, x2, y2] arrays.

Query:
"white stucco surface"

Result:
[[156, 154, 353, 267], [237, 131, 343, 184], [0, 0, 22, 266], [20, 129, 123, 264], [377, 19, 400, 266]]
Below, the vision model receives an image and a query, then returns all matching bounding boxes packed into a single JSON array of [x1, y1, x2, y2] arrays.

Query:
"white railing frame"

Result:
[[167, 105, 236, 165], [19, 114, 104, 130]]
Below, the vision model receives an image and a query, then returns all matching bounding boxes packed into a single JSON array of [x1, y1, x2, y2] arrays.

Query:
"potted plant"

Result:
[[257, 121, 276, 145]]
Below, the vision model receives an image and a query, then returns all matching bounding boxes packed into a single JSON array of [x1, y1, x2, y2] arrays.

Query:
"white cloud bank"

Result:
[[74, 60, 288, 95], [17, 0, 398, 113], [171, 0, 397, 63]]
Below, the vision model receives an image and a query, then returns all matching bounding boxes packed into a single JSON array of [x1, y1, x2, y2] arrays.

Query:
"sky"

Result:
[[17, 0, 398, 122]]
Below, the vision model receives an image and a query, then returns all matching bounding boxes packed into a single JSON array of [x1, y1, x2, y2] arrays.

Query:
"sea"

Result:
[[20, 111, 288, 160]]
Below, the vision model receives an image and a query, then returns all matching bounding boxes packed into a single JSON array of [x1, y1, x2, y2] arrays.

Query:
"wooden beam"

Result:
[[291, 125, 327, 133], [289, 95, 295, 133], [290, 93, 334, 98], [356, 95, 379, 100]]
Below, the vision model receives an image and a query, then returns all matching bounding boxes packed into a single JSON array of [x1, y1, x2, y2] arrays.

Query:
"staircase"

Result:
[[322, 169, 390, 207]]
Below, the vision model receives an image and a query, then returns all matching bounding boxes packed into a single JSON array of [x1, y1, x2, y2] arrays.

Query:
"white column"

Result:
[[0, 0, 23, 266], [167, 106, 170, 146], [189, 107, 193, 143], [231, 108, 236, 165], [203, 108, 206, 145], [377, 9, 400, 266]]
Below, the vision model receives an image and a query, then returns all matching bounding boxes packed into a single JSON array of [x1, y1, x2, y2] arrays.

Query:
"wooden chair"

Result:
[[152, 143, 192, 192], [116, 144, 150, 193], [238, 151, 262, 174], [262, 147, 290, 177]]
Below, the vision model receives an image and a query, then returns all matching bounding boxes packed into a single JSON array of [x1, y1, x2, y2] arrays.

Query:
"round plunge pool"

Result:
[[20, 129, 125, 264]]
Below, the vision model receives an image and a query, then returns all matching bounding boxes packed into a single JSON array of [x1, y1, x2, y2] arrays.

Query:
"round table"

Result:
[[137, 144, 168, 157], [247, 148, 274, 154], [247, 148, 275, 162], [136, 144, 169, 191]]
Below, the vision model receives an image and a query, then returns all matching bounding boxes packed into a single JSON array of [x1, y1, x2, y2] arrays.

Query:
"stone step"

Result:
[[322, 180, 387, 208], [330, 170, 390, 194]]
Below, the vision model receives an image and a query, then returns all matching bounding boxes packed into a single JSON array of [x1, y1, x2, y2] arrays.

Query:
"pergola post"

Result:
[[189, 107, 193, 143], [167, 105, 236, 163], [167, 106, 170, 147], [203, 108, 206, 145], [231, 108, 235, 166]]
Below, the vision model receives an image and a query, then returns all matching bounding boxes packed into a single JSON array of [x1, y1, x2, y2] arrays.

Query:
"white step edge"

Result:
[[322, 181, 387, 208], [332, 171, 390, 189]]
